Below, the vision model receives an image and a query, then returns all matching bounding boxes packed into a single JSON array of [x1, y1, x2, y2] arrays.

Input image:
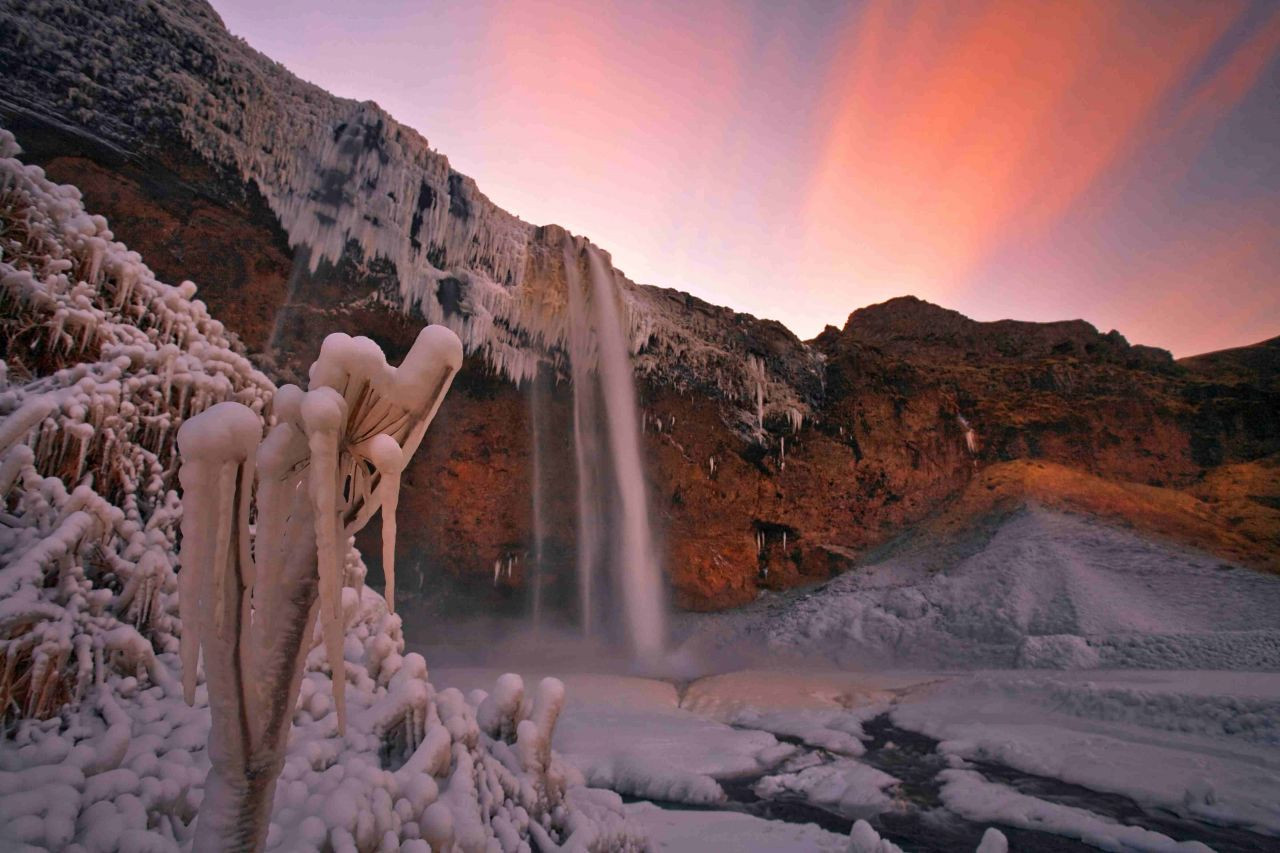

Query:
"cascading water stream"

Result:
[[565, 253, 605, 640], [562, 241, 668, 661], [528, 370, 549, 631], [529, 371, 545, 625]]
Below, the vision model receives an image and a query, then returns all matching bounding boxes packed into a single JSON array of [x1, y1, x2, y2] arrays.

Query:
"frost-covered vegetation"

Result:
[[0, 125, 273, 728], [0, 0, 818, 436], [0, 131, 644, 851]]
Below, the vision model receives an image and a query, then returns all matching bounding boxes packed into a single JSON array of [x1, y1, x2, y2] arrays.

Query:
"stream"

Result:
[[629, 713, 1277, 852]]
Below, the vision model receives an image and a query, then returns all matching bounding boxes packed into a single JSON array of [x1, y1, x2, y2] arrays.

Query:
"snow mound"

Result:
[[754, 759, 898, 820], [1016, 634, 1100, 669], [687, 507, 1280, 670]]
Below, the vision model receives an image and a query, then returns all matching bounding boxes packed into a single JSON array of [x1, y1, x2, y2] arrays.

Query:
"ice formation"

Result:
[[0, 131, 644, 851], [0, 0, 821, 439]]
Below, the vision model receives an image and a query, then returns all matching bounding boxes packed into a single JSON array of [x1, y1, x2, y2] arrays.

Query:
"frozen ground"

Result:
[[424, 666, 1280, 852], [425, 508, 1280, 851]]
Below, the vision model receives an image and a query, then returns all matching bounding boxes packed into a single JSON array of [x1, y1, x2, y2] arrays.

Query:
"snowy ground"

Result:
[[424, 666, 1280, 852], [423, 508, 1280, 852]]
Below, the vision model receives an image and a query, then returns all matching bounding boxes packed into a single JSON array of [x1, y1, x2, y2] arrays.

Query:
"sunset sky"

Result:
[[211, 0, 1279, 357]]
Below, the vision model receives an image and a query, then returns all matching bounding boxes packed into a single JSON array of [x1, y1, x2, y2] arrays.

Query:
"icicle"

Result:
[[493, 560, 501, 586], [177, 458, 213, 705], [782, 531, 787, 551], [957, 413, 978, 455], [359, 433, 404, 611], [301, 387, 349, 733], [210, 462, 237, 635], [780, 436, 786, 472], [175, 401, 263, 706]]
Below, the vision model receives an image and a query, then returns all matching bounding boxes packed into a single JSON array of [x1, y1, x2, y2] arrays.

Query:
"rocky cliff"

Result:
[[2, 0, 1276, 613]]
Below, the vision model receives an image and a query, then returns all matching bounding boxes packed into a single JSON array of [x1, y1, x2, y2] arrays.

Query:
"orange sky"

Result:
[[213, 0, 1279, 356]]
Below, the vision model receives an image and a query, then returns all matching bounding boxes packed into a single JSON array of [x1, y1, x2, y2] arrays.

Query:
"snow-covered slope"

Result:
[[684, 506, 1280, 671]]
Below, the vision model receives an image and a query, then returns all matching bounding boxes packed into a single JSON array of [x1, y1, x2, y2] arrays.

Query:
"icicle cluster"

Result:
[[1, 0, 822, 436], [176, 324, 462, 737]]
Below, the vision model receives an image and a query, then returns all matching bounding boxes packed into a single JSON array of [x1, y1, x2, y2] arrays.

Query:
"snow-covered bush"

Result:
[[0, 130, 644, 851]]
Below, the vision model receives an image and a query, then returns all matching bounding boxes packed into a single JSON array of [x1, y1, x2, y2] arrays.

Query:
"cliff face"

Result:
[[2, 0, 1276, 613]]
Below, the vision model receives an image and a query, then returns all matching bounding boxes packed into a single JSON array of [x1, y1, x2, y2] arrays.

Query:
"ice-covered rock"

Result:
[[0, 0, 820, 438]]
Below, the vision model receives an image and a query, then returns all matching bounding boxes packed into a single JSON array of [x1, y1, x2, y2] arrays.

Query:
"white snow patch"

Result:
[[939, 769, 1213, 852], [754, 759, 898, 819], [625, 801, 851, 852]]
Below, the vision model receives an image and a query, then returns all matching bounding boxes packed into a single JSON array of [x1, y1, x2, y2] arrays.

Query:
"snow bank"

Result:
[[938, 769, 1212, 852], [625, 801, 851, 852], [550, 678, 789, 806], [688, 507, 1280, 670], [437, 670, 795, 807]]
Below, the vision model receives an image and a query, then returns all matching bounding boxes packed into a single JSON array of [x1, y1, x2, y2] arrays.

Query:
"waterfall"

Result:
[[562, 242, 667, 661], [565, 253, 605, 640], [528, 370, 549, 631]]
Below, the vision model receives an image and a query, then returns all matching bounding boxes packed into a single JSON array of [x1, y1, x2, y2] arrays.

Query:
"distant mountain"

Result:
[[1180, 335, 1280, 392], [1, 0, 1275, 611]]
